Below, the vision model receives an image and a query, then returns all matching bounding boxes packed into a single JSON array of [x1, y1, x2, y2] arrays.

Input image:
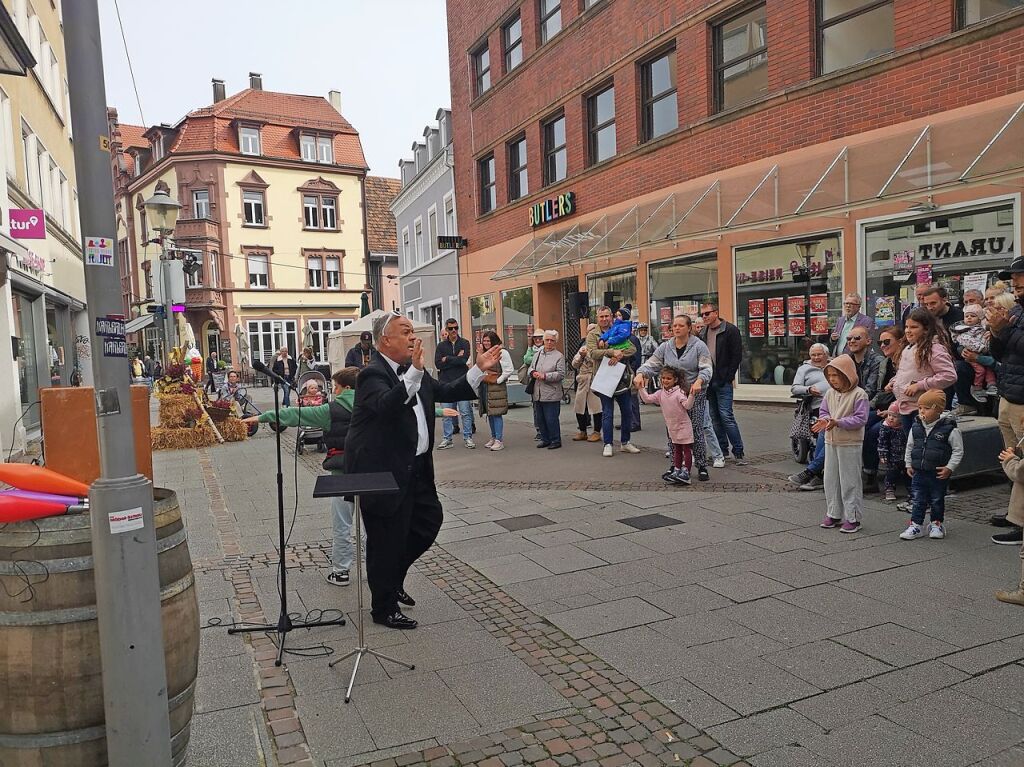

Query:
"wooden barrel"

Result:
[[0, 488, 200, 766]]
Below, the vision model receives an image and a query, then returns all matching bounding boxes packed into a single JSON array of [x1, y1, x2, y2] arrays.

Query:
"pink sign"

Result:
[[10, 208, 45, 239]]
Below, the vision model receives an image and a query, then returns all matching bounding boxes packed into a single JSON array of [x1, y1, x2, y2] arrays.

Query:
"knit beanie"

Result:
[[917, 389, 947, 410], [887, 401, 900, 416], [964, 304, 984, 320], [617, 305, 631, 321]]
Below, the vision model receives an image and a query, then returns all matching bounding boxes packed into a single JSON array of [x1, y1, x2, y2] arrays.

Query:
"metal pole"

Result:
[[63, 3, 173, 766], [160, 243, 175, 363]]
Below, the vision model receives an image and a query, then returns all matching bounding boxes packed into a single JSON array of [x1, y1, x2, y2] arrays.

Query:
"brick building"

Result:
[[110, 74, 372, 369], [448, 0, 1024, 398]]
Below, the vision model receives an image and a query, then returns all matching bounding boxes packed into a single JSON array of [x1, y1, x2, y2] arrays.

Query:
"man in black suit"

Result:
[[344, 312, 503, 629]]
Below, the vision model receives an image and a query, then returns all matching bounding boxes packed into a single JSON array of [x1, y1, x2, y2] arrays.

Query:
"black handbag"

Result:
[[789, 399, 815, 441], [523, 357, 537, 396]]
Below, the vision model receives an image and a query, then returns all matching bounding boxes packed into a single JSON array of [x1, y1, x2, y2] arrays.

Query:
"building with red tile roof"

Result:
[[364, 176, 401, 312]]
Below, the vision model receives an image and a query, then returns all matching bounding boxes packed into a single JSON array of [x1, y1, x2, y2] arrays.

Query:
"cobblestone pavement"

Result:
[[164, 403, 1024, 767]]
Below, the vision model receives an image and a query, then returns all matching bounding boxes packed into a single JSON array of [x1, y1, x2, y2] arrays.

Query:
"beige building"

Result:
[[0, 0, 84, 456], [110, 74, 372, 369]]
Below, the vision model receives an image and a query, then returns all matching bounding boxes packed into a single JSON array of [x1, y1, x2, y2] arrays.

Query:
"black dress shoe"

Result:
[[547, 442, 562, 449], [372, 611, 418, 629], [992, 515, 1013, 528], [396, 589, 416, 607], [536, 442, 551, 448]]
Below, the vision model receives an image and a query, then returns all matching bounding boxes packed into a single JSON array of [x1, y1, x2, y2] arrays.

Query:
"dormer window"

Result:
[[300, 133, 334, 164], [152, 133, 164, 161], [239, 125, 261, 156]]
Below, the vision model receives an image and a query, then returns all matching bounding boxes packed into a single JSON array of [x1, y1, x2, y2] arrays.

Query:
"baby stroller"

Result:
[[789, 392, 817, 464], [295, 370, 328, 454], [561, 367, 575, 405], [220, 385, 267, 437]]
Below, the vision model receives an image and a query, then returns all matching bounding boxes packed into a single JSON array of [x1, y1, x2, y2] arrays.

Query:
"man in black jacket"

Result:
[[345, 313, 503, 628], [434, 318, 475, 449], [205, 350, 219, 394], [345, 331, 376, 369], [699, 302, 746, 463]]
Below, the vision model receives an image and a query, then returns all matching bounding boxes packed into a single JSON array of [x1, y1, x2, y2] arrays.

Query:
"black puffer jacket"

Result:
[[990, 305, 1024, 405]]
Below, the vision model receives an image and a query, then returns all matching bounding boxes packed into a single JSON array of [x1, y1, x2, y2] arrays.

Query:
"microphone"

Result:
[[252, 358, 298, 391]]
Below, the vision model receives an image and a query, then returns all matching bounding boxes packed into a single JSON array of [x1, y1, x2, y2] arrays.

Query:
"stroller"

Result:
[[219, 384, 267, 437], [295, 370, 328, 454]]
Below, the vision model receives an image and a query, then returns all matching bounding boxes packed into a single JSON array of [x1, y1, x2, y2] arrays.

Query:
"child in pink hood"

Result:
[[639, 367, 695, 485]]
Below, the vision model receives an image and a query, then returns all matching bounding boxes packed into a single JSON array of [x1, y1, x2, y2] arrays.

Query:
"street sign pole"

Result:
[[64, 2, 173, 765]]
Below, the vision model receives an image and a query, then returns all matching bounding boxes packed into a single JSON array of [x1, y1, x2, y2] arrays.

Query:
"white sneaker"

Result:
[[490, 440, 504, 451], [484, 439, 495, 449], [900, 523, 925, 540], [465, 439, 476, 449], [603, 444, 613, 457], [928, 521, 945, 539], [620, 442, 640, 454], [437, 439, 453, 450], [712, 457, 726, 469]]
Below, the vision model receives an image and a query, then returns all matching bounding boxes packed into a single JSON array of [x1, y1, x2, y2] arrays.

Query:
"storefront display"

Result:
[[587, 269, 636, 321], [735, 235, 843, 385], [647, 255, 717, 341], [864, 202, 1016, 324], [500, 287, 533, 369]]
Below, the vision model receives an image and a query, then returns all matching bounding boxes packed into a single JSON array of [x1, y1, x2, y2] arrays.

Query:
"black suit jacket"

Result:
[[699, 320, 743, 386], [344, 355, 476, 516]]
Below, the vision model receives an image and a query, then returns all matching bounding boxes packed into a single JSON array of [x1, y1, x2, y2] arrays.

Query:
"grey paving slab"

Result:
[[834, 623, 960, 667], [653, 540, 769, 575], [186, 703, 269, 767], [678, 656, 822, 716], [581, 625, 692, 686], [443, 534, 540, 563], [717, 597, 857, 646], [523, 543, 608, 573], [700, 571, 793, 602], [942, 640, 1024, 675], [575, 535, 658, 564], [867, 659, 972, 703], [790, 680, 899, 731], [621, 527, 716, 553], [587, 560, 689, 588], [707, 707, 825, 758], [685, 633, 789, 668], [750, 745, 838, 767], [502, 570, 612, 605], [617, 512, 686, 530], [438, 655, 569, 725], [746, 551, 847, 588], [763, 640, 893, 690], [547, 597, 672, 639], [379, 619, 509, 675], [643, 583, 735, 616], [296, 686, 379, 759], [561, 517, 639, 538], [520, 527, 592, 547], [648, 676, 741, 729], [894, 606, 1016, 649], [747, 531, 826, 554], [811, 549, 902, 576], [436, 521, 508, 543], [955, 663, 1024, 715], [800, 714, 969, 767], [971, 746, 1024, 767], [471, 553, 554, 586], [194, 651, 259, 713], [718, 512, 802, 536], [648, 611, 754, 648], [775, 583, 909, 629]]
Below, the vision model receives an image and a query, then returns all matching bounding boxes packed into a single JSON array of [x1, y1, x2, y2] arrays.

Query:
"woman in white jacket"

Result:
[[478, 331, 515, 451]]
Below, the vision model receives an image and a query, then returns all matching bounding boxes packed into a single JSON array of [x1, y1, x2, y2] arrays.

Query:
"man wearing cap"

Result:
[[345, 331, 376, 369], [988, 256, 1024, 544], [435, 318, 475, 449]]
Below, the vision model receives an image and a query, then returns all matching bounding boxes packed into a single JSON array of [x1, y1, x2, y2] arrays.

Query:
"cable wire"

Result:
[[112, 0, 146, 126]]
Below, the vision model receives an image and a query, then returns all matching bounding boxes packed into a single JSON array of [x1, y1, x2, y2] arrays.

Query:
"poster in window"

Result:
[[767, 318, 786, 337], [659, 306, 672, 323], [660, 324, 670, 339], [809, 294, 828, 314], [963, 272, 989, 298], [748, 318, 766, 337], [787, 295, 806, 316], [916, 263, 933, 285], [874, 296, 896, 327], [747, 299, 765, 318], [506, 326, 516, 350], [766, 297, 785, 317], [810, 315, 830, 335], [788, 316, 807, 336], [526, 324, 534, 337], [893, 250, 915, 277]]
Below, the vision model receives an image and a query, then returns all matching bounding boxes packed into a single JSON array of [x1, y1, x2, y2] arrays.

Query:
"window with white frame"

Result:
[[209, 251, 219, 288], [414, 219, 424, 267], [193, 189, 210, 219], [325, 256, 340, 288], [0, 89, 13, 174], [443, 194, 455, 235], [46, 157, 56, 217], [303, 195, 319, 228], [13, 0, 27, 38], [64, 80, 71, 139], [307, 319, 347, 363], [308, 255, 323, 288], [185, 252, 203, 288], [37, 147, 50, 211], [239, 126, 261, 155], [243, 190, 265, 225], [22, 121, 37, 200], [247, 253, 269, 288], [317, 136, 333, 164], [248, 319, 297, 363], [304, 195, 337, 229], [59, 172, 69, 229], [402, 228, 411, 271], [300, 134, 317, 162], [151, 133, 164, 161], [428, 208, 438, 260], [322, 197, 337, 229]]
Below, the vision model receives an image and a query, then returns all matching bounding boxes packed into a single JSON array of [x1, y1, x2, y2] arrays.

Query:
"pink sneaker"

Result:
[[840, 520, 862, 534], [820, 516, 840, 529]]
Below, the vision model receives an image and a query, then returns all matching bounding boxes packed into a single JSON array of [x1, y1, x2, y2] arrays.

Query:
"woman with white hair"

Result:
[[527, 329, 566, 449]]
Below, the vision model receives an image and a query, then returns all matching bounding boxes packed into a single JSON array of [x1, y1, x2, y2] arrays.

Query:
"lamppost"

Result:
[[144, 190, 181, 364]]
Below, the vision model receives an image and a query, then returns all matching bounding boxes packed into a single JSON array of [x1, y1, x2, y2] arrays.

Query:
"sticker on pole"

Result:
[[85, 236, 114, 267], [108, 507, 144, 534]]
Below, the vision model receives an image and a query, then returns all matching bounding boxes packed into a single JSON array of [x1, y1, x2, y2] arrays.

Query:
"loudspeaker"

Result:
[[569, 291, 590, 319]]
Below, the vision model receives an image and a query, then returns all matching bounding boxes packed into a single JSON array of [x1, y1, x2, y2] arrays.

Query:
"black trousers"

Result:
[[361, 454, 443, 618]]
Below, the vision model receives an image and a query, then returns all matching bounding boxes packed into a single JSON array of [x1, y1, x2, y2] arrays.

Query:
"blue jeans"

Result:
[[598, 391, 632, 446], [707, 382, 745, 457], [487, 414, 504, 441], [331, 496, 364, 572], [282, 384, 292, 407], [442, 399, 473, 441], [536, 400, 561, 444], [630, 392, 641, 431], [910, 468, 948, 524], [809, 430, 826, 474], [703, 408, 725, 462], [863, 412, 882, 473]]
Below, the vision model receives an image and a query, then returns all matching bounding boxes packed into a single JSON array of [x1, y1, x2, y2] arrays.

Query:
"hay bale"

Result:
[[220, 419, 248, 443], [158, 395, 198, 429], [151, 424, 218, 451]]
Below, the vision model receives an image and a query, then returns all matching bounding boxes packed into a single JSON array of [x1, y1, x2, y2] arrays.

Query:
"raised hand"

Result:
[[412, 337, 425, 370], [475, 343, 503, 372]]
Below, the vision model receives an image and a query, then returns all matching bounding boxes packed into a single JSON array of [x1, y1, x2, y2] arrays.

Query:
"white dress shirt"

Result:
[[382, 355, 484, 456]]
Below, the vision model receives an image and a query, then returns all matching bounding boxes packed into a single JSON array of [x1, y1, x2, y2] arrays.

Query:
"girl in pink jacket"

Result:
[[890, 308, 957, 424], [639, 367, 696, 485]]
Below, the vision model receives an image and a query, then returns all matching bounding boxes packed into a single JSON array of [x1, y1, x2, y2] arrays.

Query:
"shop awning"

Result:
[[125, 314, 155, 333], [493, 97, 1024, 281]]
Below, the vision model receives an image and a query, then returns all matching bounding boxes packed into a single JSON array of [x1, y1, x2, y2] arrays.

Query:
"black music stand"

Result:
[[313, 472, 415, 703]]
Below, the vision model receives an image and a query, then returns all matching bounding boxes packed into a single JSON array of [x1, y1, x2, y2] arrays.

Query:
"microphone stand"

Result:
[[229, 373, 346, 665]]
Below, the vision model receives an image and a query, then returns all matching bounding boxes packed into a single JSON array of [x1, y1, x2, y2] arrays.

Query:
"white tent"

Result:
[[327, 310, 439, 374]]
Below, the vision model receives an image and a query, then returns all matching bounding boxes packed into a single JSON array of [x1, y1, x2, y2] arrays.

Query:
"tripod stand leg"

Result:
[[367, 647, 416, 671], [344, 651, 364, 703], [328, 646, 361, 669]]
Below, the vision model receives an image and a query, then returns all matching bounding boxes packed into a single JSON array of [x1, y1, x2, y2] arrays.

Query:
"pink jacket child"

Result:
[[639, 385, 696, 444], [892, 339, 957, 415]]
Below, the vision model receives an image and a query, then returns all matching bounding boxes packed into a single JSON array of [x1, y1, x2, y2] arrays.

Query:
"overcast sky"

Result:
[[97, 0, 452, 178]]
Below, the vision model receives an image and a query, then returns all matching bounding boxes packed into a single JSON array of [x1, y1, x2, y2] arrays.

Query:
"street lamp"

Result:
[[144, 191, 181, 364]]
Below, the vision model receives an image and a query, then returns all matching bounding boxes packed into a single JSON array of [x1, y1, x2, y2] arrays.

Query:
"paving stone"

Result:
[[699, 571, 792, 602], [548, 598, 672, 639], [439, 656, 569, 726], [799, 714, 967, 767], [707, 708, 824, 758], [955, 663, 1024, 715], [748, 745, 838, 767], [678, 657, 821, 717], [496, 514, 556, 532], [647, 612, 753, 648], [647, 677, 740, 729], [834, 623, 959, 667], [473, 554, 556, 586], [716, 597, 854, 646], [866, 659, 971, 703], [188, 704, 266, 767], [524, 544, 610, 574], [942, 640, 1024, 675], [642, 584, 734, 616], [763, 640, 893, 690], [617, 513, 685, 530], [790, 681, 899, 730]]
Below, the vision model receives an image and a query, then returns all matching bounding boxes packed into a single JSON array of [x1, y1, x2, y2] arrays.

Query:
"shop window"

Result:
[[503, 13, 523, 73], [479, 154, 496, 214], [247, 319, 297, 364], [587, 269, 636, 320], [501, 287, 534, 370], [587, 84, 616, 166], [508, 134, 528, 201], [470, 293, 497, 347], [818, 0, 894, 75], [640, 48, 678, 142], [13, 292, 41, 429], [648, 255, 719, 343], [543, 113, 566, 186], [540, 0, 562, 43], [735, 236, 843, 385], [308, 319, 346, 363], [473, 43, 491, 96], [713, 4, 768, 112], [864, 203, 1016, 326], [957, 0, 1024, 27]]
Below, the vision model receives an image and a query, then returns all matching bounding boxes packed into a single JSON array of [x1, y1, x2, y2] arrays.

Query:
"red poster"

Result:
[[766, 297, 785, 317], [747, 299, 765, 319], [788, 316, 807, 336], [809, 294, 828, 314], [659, 306, 672, 323], [767, 318, 786, 337], [787, 295, 806, 315], [660, 323, 670, 338], [810, 315, 830, 335], [505, 325, 515, 350], [474, 330, 482, 345], [748, 319, 766, 337]]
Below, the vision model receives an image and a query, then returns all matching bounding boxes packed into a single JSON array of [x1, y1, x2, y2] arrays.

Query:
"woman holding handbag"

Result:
[[571, 324, 603, 441], [529, 330, 566, 449], [478, 331, 514, 451]]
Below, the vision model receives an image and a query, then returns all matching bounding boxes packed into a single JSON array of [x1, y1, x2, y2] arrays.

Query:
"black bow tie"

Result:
[[397, 364, 410, 376]]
